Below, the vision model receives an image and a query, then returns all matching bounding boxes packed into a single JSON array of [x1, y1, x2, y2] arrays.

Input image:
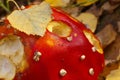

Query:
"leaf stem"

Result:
[[7, 0, 21, 10]]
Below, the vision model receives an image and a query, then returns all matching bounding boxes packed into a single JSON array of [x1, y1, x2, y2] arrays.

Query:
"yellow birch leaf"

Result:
[[76, 12, 97, 32], [45, 0, 70, 7], [7, 1, 52, 36], [77, 0, 98, 6]]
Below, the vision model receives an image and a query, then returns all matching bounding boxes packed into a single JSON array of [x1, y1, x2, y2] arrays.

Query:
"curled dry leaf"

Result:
[[7, 1, 52, 36], [0, 35, 24, 66], [99, 61, 119, 80], [76, 12, 97, 32], [104, 35, 120, 61], [45, 0, 70, 7], [102, 2, 120, 13], [109, 0, 120, 5], [0, 56, 16, 80], [0, 35, 25, 80], [106, 66, 120, 80], [86, 5, 103, 17], [77, 0, 98, 6], [96, 24, 117, 48], [117, 21, 120, 33]]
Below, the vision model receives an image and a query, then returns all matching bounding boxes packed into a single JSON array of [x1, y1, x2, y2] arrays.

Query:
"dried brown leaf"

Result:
[[96, 24, 117, 48]]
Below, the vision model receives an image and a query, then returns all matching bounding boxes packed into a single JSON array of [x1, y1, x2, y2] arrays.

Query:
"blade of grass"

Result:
[[0, 1, 10, 13]]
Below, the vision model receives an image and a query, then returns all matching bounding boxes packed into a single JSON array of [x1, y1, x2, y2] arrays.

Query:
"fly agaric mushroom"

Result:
[[0, 1, 104, 80]]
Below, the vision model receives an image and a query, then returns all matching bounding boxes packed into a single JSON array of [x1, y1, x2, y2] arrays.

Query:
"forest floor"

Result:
[[0, 0, 120, 80]]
